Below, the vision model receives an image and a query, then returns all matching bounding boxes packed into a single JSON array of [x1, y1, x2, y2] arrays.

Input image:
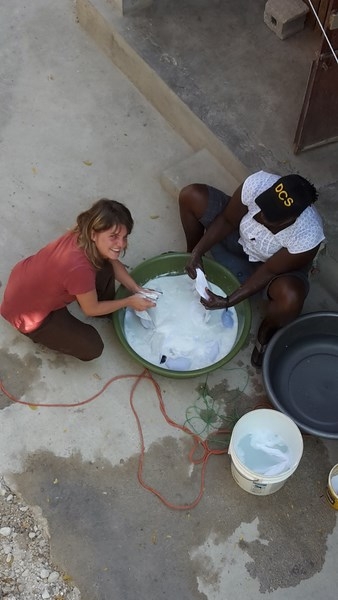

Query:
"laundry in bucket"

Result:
[[221, 309, 234, 329], [124, 274, 238, 371], [236, 431, 291, 476], [133, 289, 161, 329], [164, 356, 192, 371], [134, 309, 154, 329], [194, 268, 210, 300]]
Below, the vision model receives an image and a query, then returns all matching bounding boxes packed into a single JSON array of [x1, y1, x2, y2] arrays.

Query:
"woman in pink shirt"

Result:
[[1, 199, 155, 361]]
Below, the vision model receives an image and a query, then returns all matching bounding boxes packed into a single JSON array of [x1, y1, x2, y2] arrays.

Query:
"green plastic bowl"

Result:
[[113, 253, 251, 378]]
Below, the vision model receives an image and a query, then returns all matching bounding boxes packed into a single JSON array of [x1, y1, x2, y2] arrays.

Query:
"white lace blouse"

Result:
[[238, 171, 325, 263]]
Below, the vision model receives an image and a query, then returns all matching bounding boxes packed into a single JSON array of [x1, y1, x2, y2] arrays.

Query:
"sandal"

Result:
[[251, 339, 268, 369]]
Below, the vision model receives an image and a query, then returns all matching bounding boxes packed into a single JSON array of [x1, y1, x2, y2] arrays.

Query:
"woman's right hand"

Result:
[[127, 294, 156, 311], [200, 289, 229, 310], [186, 252, 204, 279]]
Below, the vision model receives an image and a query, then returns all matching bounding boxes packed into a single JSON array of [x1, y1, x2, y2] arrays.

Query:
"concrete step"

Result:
[[76, 0, 249, 185], [160, 148, 241, 201]]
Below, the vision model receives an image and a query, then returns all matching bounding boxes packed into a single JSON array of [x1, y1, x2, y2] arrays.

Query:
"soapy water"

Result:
[[221, 310, 234, 328], [123, 274, 238, 371], [235, 431, 292, 476]]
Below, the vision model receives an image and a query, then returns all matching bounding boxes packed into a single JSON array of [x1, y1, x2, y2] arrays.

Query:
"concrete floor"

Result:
[[1, 1, 338, 599], [79, 0, 338, 185]]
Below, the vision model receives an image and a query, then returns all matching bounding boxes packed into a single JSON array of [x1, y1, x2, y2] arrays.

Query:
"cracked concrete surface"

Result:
[[1, 1, 338, 600]]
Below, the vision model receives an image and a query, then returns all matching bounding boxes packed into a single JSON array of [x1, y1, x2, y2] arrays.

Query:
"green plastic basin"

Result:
[[113, 253, 251, 378]]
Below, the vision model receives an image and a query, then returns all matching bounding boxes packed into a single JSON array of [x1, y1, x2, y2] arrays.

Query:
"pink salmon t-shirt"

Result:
[[0, 232, 96, 333]]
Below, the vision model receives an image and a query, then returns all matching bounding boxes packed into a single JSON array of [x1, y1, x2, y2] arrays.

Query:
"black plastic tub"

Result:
[[262, 312, 338, 439]]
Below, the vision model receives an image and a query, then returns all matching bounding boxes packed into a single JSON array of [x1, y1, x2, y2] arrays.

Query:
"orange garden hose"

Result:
[[0, 369, 236, 510]]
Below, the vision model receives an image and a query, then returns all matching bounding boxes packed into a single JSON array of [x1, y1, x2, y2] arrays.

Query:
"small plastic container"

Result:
[[326, 464, 338, 510], [228, 409, 303, 496]]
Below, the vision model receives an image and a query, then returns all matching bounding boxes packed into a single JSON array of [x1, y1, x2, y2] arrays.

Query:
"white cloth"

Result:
[[124, 274, 238, 371], [238, 171, 325, 263], [194, 268, 210, 300], [236, 431, 291, 476], [134, 310, 154, 329]]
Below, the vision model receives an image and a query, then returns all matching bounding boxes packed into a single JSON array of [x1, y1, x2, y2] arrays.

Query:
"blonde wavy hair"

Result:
[[73, 198, 134, 269]]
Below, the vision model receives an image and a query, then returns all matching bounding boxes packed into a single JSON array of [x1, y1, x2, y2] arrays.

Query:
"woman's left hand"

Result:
[[137, 287, 161, 301], [200, 288, 229, 310]]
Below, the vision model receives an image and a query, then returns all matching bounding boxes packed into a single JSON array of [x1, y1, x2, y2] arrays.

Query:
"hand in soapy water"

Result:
[[185, 251, 204, 279], [200, 288, 230, 310], [137, 287, 162, 301], [128, 293, 156, 312]]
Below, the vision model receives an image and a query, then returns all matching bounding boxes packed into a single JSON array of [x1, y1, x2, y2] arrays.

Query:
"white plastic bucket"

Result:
[[228, 409, 303, 495]]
